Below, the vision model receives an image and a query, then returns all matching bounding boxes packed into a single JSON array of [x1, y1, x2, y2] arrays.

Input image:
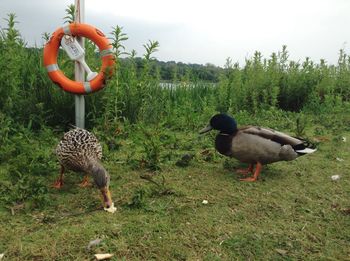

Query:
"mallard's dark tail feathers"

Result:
[[292, 139, 317, 155]]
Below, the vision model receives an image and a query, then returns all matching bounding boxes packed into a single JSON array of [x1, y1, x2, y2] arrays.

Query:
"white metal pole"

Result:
[[74, 0, 85, 128]]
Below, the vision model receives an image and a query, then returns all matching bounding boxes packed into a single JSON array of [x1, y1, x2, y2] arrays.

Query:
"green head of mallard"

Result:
[[90, 164, 112, 208], [200, 113, 238, 135]]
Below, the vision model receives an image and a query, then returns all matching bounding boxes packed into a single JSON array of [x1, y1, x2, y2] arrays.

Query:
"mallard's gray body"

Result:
[[215, 126, 301, 164], [200, 113, 316, 181]]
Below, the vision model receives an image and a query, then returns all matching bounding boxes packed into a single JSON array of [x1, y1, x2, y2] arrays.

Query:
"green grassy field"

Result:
[[1, 113, 350, 260], [2, 8, 350, 260]]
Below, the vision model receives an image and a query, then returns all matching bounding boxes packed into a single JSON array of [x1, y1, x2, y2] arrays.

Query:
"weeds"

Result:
[[0, 126, 57, 210], [139, 128, 162, 171], [126, 188, 147, 209], [295, 113, 308, 137], [0, 173, 50, 210], [140, 173, 175, 196]]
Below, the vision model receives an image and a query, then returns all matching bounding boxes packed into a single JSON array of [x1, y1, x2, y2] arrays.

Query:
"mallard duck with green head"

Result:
[[54, 128, 113, 208], [200, 114, 316, 181]]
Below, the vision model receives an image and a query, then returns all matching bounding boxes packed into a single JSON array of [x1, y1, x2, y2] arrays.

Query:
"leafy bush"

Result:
[[0, 126, 57, 210]]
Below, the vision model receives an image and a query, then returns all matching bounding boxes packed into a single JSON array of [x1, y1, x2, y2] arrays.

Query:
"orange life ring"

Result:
[[43, 23, 115, 94]]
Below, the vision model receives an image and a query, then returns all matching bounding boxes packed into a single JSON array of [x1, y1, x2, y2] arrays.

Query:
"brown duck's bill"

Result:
[[199, 125, 213, 134], [100, 187, 113, 208]]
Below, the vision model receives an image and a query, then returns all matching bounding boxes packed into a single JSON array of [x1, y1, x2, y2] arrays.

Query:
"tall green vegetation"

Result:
[[0, 12, 349, 132], [217, 45, 350, 114]]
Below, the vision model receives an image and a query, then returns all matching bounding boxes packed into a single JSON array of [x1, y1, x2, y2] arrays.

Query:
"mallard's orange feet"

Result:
[[79, 176, 91, 187], [236, 164, 254, 175], [52, 179, 63, 189], [239, 162, 262, 182], [240, 177, 257, 182]]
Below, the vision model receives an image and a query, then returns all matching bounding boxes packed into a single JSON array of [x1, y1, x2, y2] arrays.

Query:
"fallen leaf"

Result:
[[275, 248, 288, 255], [94, 253, 114, 260]]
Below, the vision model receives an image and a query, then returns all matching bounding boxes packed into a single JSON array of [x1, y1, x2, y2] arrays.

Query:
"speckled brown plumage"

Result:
[[56, 128, 102, 173], [54, 128, 113, 208]]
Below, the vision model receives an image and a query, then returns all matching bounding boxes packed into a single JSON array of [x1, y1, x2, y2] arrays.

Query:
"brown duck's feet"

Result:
[[236, 164, 254, 175], [79, 176, 91, 187], [52, 179, 63, 189], [239, 162, 262, 182], [53, 165, 65, 189]]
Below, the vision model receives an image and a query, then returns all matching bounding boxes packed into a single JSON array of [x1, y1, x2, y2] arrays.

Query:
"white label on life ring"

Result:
[[61, 35, 85, 61], [61, 35, 98, 81]]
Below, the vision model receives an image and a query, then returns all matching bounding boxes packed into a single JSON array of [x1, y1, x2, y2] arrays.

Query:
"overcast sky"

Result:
[[0, 0, 349, 67]]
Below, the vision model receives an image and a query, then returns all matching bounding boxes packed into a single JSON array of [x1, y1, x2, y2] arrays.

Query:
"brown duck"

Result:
[[200, 114, 316, 181], [54, 128, 112, 207]]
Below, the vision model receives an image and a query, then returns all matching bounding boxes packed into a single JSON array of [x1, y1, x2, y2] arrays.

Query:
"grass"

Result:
[[1, 113, 350, 260]]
